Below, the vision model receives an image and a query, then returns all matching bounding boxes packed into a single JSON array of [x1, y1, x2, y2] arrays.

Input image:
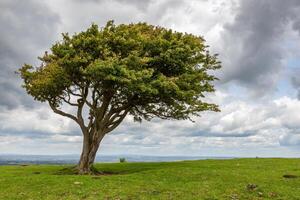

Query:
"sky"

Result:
[[1, 0, 300, 157]]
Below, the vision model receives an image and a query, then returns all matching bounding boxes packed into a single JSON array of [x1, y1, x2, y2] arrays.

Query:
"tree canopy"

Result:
[[19, 21, 221, 173]]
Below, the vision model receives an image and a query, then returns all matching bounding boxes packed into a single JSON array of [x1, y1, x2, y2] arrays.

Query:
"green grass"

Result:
[[1, 158, 300, 199]]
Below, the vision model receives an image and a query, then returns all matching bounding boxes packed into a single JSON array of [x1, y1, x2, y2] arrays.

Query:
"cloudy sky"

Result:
[[1, 0, 300, 157]]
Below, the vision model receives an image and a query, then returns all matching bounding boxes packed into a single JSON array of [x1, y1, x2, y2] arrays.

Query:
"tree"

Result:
[[19, 21, 221, 174]]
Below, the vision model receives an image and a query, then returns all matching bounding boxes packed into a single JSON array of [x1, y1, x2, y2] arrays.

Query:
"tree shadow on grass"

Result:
[[54, 161, 184, 176]]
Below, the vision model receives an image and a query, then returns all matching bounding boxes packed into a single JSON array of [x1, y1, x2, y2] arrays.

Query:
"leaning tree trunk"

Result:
[[77, 131, 105, 174], [47, 90, 129, 174]]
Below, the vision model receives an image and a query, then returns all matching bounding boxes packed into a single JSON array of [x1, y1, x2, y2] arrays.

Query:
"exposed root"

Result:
[[55, 165, 116, 176]]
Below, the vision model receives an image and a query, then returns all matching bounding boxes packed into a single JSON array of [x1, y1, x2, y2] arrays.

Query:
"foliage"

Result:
[[119, 157, 126, 163], [19, 21, 221, 126]]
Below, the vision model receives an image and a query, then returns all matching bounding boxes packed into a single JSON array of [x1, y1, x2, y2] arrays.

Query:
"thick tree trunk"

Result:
[[77, 132, 104, 174]]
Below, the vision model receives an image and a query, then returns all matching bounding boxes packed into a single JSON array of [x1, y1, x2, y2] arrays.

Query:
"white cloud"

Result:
[[0, 106, 78, 135], [103, 93, 300, 152], [51, 134, 82, 143], [3, 90, 300, 155], [2, 0, 300, 157]]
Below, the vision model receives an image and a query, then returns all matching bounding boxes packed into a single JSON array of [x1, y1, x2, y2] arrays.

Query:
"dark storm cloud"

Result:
[[0, 0, 60, 109], [219, 0, 300, 96]]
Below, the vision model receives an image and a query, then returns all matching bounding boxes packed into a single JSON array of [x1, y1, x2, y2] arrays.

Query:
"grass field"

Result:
[[0, 158, 300, 199]]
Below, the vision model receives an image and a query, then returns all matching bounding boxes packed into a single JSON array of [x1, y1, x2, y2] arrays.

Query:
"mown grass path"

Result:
[[0, 158, 300, 199]]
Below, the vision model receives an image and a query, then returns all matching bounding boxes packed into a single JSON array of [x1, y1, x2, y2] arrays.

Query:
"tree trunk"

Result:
[[77, 132, 104, 174]]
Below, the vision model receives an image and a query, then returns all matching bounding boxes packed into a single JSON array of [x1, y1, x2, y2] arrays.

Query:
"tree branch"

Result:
[[66, 87, 82, 97], [49, 102, 78, 122], [103, 108, 129, 134], [94, 91, 114, 129], [76, 83, 90, 132], [58, 94, 79, 106]]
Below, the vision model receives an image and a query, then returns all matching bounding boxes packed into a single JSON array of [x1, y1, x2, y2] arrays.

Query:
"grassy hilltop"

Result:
[[0, 158, 300, 199]]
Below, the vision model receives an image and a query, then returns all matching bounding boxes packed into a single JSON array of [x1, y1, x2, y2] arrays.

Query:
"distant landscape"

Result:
[[0, 154, 234, 165]]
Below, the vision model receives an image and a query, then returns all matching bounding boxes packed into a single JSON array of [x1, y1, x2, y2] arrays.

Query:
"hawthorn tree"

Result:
[[19, 21, 221, 174]]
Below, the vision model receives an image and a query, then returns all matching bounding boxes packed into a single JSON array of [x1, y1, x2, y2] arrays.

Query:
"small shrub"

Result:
[[119, 158, 126, 163]]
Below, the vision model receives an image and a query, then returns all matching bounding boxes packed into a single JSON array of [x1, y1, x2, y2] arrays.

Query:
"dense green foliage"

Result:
[[19, 21, 220, 122], [1, 159, 300, 199]]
